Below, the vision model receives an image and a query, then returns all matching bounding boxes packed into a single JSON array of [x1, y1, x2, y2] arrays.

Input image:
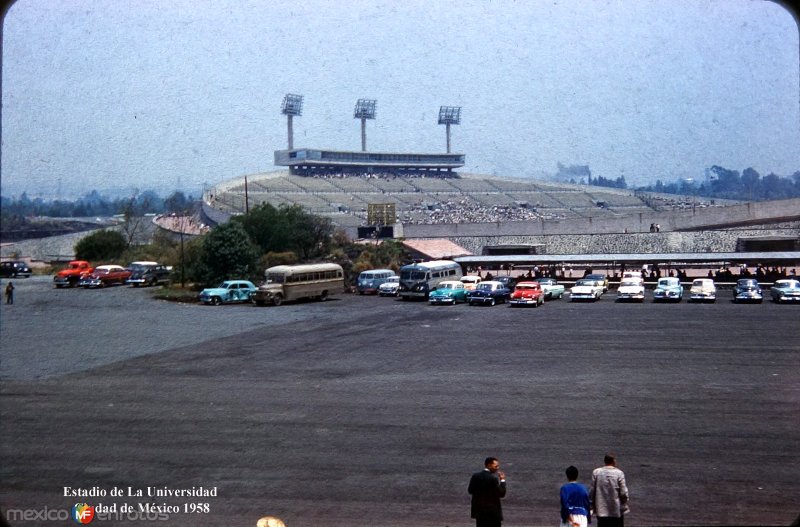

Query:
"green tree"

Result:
[[74, 230, 128, 261], [235, 203, 333, 259], [193, 221, 258, 286]]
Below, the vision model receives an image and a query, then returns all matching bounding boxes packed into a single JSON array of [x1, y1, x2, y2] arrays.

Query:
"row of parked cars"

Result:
[[360, 267, 800, 305], [53, 260, 172, 288], [574, 274, 800, 304]]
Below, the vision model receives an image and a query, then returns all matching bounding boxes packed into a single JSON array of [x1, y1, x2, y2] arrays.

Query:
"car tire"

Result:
[[490, 298, 496, 306], [320, 290, 328, 301], [211, 296, 221, 306], [273, 294, 283, 306], [469, 300, 475, 306]]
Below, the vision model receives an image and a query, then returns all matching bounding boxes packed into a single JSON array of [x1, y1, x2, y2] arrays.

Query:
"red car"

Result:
[[508, 281, 545, 307], [78, 265, 132, 288]]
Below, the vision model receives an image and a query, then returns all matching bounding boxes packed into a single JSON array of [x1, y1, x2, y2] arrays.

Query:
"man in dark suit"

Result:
[[468, 456, 507, 527]]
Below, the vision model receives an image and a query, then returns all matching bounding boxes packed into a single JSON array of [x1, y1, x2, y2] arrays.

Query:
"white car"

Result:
[[377, 276, 400, 296], [689, 278, 717, 302], [616, 280, 645, 302], [570, 279, 604, 301], [460, 275, 482, 291]]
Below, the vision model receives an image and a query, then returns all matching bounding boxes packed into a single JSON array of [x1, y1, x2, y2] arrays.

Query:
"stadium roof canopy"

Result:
[[456, 252, 800, 268], [274, 148, 464, 172]]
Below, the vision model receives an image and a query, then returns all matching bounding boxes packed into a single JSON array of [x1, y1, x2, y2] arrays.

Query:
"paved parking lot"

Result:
[[1, 276, 799, 526]]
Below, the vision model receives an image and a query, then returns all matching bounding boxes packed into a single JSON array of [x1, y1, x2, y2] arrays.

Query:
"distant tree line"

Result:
[[641, 166, 800, 201], [1, 189, 194, 218], [555, 162, 800, 201]]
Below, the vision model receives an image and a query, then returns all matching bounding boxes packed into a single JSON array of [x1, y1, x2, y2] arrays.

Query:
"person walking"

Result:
[[468, 456, 507, 527], [4, 282, 14, 305], [560, 465, 591, 527], [590, 454, 629, 527]]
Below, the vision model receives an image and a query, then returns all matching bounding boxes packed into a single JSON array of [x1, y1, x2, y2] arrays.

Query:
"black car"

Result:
[[125, 261, 171, 287], [493, 275, 518, 291], [733, 278, 763, 303], [0, 261, 32, 278]]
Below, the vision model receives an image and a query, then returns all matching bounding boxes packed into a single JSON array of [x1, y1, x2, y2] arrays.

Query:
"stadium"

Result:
[[198, 94, 800, 270]]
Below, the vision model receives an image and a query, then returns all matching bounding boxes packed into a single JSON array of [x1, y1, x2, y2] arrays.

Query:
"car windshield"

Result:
[[266, 273, 285, 284], [516, 285, 535, 290], [658, 279, 674, 286], [476, 283, 493, 291], [738, 280, 758, 286], [621, 281, 639, 287], [575, 280, 592, 286], [439, 283, 455, 290], [400, 270, 426, 280]]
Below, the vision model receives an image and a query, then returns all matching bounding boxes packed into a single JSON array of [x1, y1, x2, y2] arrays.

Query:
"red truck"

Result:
[[53, 260, 93, 288]]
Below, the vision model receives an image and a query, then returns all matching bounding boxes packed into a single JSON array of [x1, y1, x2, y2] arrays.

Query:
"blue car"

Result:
[[653, 277, 683, 302], [199, 280, 258, 305]]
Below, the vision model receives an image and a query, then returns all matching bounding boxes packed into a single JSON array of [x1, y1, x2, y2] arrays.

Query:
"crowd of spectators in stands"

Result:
[[300, 169, 458, 179], [639, 194, 718, 211]]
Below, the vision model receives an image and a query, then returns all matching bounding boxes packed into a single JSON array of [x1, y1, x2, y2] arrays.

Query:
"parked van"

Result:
[[399, 260, 463, 299], [357, 269, 397, 295]]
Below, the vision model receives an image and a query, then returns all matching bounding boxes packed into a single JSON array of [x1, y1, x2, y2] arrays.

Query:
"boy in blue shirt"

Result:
[[560, 465, 591, 527]]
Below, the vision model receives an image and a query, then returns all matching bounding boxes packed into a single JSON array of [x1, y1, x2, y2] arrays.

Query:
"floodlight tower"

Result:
[[354, 99, 377, 152], [281, 93, 304, 149], [438, 106, 462, 153]]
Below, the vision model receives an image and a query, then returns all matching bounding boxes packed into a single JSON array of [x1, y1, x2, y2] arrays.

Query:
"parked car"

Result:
[[583, 274, 609, 293], [570, 279, 604, 301], [54, 260, 93, 288], [689, 278, 717, 303], [199, 280, 258, 305], [770, 279, 800, 303], [616, 279, 645, 302], [733, 278, 763, 304], [509, 281, 545, 307], [653, 277, 684, 302], [378, 276, 401, 297], [0, 261, 32, 278], [356, 269, 396, 295], [428, 280, 468, 305], [126, 261, 171, 287], [460, 275, 482, 291], [534, 277, 565, 299], [467, 281, 511, 306], [79, 264, 132, 288], [493, 275, 518, 291], [622, 270, 643, 282]]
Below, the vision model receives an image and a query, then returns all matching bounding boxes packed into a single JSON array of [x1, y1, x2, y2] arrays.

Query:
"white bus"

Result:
[[252, 263, 344, 306], [398, 260, 463, 299]]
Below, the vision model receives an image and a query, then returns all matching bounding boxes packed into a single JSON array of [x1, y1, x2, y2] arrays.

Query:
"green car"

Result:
[[428, 281, 468, 305]]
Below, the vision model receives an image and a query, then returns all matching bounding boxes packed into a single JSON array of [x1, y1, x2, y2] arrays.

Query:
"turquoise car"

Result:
[[428, 281, 468, 305], [199, 280, 258, 305]]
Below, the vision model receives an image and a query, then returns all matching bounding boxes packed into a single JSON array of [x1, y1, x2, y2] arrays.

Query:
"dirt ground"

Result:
[[1, 276, 799, 526]]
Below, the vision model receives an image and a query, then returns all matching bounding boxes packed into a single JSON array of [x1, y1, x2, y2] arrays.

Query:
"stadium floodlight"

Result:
[[281, 93, 304, 116], [438, 106, 462, 153], [354, 98, 377, 151], [281, 93, 304, 149]]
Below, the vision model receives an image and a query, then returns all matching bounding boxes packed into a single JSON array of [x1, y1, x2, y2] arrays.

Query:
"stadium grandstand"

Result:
[[204, 169, 724, 230]]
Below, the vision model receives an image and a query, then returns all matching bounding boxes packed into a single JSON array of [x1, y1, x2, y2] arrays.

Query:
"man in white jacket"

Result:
[[590, 453, 630, 527]]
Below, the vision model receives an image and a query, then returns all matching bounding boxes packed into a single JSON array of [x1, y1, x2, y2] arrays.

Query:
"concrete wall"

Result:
[[446, 224, 800, 256]]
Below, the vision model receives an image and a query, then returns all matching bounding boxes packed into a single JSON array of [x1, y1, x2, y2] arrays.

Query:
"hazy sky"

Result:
[[2, 0, 799, 198]]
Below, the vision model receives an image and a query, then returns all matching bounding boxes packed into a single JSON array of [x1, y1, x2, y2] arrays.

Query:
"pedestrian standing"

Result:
[[468, 456, 507, 527], [5, 282, 14, 305], [560, 465, 590, 527], [590, 454, 629, 527]]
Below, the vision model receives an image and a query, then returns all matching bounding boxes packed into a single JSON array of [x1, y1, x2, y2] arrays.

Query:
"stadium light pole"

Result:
[[438, 106, 462, 153], [281, 94, 304, 150], [354, 99, 377, 152]]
